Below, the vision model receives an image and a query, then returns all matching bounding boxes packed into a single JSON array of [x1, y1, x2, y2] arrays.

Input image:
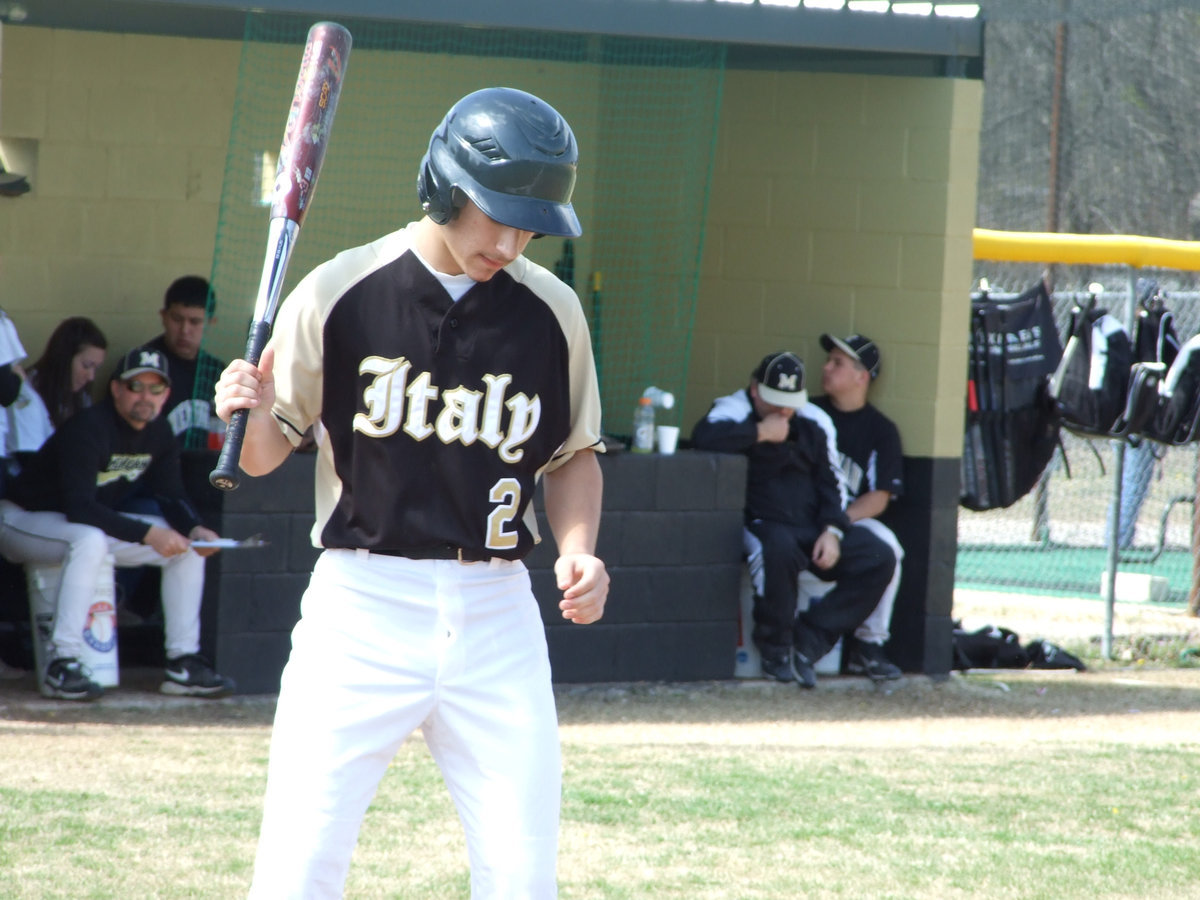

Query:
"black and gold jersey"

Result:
[[266, 223, 603, 560]]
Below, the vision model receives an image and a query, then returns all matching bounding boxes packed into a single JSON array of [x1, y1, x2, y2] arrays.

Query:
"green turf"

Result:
[[956, 544, 1195, 603]]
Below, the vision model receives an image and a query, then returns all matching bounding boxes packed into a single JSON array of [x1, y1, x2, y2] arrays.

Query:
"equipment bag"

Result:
[[1048, 296, 1132, 437], [961, 281, 1063, 511], [1145, 334, 1200, 445], [1112, 284, 1181, 440]]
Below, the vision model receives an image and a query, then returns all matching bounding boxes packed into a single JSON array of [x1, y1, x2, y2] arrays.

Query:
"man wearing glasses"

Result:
[[0, 346, 232, 700]]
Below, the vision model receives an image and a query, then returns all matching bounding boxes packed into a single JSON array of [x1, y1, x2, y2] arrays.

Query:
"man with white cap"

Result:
[[691, 351, 895, 687], [812, 333, 905, 682]]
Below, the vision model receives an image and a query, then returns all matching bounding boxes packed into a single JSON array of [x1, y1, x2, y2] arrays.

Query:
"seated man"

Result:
[[140, 275, 227, 451], [810, 333, 905, 681], [0, 347, 232, 701], [692, 351, 895, 688]]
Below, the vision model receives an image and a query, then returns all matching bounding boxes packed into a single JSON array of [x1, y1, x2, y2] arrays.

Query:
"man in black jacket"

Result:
[[692, 351, 895, 688], [0, 346, 232, 700]]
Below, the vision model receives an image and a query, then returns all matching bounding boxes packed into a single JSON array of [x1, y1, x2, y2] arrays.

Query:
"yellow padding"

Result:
[[973, 228, 1200, 271]]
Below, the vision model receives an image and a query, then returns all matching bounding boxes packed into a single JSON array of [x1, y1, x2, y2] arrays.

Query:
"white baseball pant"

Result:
[[249, 549, 561, 899], [0, 500, 204, 659]]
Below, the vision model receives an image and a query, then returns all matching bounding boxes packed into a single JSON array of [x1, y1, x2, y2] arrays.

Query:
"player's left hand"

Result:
[[555, 553, 609, 625], [188, 525, 222, 558]]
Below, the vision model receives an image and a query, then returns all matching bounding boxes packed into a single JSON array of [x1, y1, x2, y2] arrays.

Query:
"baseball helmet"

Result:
[[417, 87, 582, 238]]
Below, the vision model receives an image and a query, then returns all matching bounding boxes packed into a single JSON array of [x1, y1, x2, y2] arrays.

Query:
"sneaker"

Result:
[[161, 654, 235, 697], [845, 639, 902, 682], [761, 652, 797, 684], [44, 657, 103, 701], [792, 650, 817, 689]]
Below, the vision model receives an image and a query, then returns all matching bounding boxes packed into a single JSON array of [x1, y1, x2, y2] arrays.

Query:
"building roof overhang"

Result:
[[3, 0, 982, 77]]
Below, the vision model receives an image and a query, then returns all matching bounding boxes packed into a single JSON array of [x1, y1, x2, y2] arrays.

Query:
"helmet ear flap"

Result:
[[418, 158, 454, 225]]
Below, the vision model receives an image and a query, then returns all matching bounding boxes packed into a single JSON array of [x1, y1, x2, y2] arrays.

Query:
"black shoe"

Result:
[[792, 650, 817, 689], [845, 639, 902, 682], [43, 657, 103, 701], [161, 654, 235, 697], [761, 652, 797, 684]]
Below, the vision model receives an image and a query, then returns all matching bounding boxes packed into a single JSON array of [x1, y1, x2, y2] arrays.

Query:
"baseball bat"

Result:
[[210, 21, 352, 491]]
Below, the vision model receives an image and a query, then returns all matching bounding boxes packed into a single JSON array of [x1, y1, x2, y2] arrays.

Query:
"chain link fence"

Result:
[[957, 264, 1200, 604], [961, 1, 1200, 607]]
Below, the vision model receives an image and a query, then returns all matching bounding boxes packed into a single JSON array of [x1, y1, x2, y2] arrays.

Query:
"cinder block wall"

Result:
[[689, 69, 981, 453], [0, 27, 239, 357], [207, 450, 747, 693]]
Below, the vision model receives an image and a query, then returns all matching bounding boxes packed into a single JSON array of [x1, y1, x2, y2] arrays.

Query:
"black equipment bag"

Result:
[[961, 281, 1063, 511], [1111, 284, 1179, 439], [1048, 296, 1133, 437]]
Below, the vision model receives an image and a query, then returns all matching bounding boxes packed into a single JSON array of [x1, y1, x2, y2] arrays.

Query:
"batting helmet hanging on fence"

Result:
[[417, 87, 582, 238]]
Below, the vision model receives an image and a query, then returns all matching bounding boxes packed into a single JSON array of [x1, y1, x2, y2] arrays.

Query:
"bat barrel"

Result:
[[208, 22, 351, 492]]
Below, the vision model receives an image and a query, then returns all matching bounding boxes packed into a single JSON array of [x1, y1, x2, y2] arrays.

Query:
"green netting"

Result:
[[203, 14, 724, 445]]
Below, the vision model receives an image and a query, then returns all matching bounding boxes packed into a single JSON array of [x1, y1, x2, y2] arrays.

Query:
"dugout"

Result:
[[0, 1, 983, 687]]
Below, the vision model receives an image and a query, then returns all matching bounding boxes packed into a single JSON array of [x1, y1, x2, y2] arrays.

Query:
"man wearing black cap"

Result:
[[0, 346, 232, 701], [811, 333, 905, 681], [692, 351, 896, 687]]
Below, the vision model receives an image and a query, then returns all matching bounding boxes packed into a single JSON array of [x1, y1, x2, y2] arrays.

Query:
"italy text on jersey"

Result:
[[352, 356, 541, 463]]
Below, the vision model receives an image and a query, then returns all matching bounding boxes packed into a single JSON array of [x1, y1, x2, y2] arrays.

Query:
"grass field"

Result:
[[1, 592, 1197, 898], [2, 665, 1199, 898]]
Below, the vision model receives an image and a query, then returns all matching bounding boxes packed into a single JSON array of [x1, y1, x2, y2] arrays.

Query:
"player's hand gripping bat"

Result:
[[210, 21, 351, 491]]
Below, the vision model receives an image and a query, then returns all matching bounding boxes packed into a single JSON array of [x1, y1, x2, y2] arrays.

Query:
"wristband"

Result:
[[824, 525, 844, 541]]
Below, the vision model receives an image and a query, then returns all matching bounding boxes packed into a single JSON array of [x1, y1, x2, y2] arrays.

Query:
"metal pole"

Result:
[[1189, 444, 1200, 617], [1101, 268, 1139, 658], [1033, 6, 1069, 543], [1103, 446, 1123, 659]]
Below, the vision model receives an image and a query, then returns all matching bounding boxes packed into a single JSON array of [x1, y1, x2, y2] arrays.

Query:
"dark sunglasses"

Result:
[[123, 380, 167, 395]]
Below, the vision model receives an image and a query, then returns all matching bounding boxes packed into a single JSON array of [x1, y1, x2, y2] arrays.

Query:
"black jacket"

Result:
[[7, 397, 201, 544], [691, 388, 849, 533]]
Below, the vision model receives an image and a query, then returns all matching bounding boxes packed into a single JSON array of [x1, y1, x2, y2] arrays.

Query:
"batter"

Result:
[[215, 88, 609, 898]]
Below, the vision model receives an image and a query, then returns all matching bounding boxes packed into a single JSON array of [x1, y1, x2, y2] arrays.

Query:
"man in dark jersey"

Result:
[[0, 347, 231, 700], [216, 88, 608, 897], [812, 333, 905, 681]]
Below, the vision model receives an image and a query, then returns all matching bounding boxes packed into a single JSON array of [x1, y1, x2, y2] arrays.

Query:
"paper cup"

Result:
[[656, 425, 680, 455]]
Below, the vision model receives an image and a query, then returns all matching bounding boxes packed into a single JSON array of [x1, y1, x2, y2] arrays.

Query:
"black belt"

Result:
[[370, 545, 493, 563]]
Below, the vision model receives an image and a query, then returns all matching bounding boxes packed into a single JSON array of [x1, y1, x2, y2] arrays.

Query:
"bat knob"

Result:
[[209, 469, 240, 492]]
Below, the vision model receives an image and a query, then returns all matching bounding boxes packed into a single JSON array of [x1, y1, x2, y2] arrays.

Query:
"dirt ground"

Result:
[[1, 589, 1197, 744]]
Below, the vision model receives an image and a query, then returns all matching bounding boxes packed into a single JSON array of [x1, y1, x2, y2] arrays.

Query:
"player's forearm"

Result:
[[239, 411, 294, 476], [846, 489, 890, 523], [543, 449, 603, 556]]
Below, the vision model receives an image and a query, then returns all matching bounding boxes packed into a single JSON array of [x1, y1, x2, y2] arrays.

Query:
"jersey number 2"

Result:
[[486, 478, 521, 551]]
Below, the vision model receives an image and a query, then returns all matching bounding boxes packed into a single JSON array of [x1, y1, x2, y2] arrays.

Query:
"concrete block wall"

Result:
[[206, 449, 748, 693], [691, 68, 982, 461], [0, 26, 238, 360]]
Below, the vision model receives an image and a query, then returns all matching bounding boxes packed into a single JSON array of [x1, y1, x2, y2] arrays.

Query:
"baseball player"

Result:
[[692, 351, 895, 688], [215, 87, 608, 897], [811, 333, 905, 681]]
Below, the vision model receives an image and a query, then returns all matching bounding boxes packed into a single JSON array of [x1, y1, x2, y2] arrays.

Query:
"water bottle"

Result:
[[642, 386, 675, 410], [631, 396, 656, 453]]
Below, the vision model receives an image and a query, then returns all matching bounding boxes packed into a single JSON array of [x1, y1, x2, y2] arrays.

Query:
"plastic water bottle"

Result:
[[631, 396, 656, 453], [642, 386, 675, 410]]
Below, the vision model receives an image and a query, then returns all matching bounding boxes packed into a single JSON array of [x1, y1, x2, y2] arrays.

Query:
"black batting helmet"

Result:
[[417, 87, 581, 238]]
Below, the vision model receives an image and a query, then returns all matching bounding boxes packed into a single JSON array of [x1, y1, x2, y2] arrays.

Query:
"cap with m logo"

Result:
[[753, 351, 807, 409]]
